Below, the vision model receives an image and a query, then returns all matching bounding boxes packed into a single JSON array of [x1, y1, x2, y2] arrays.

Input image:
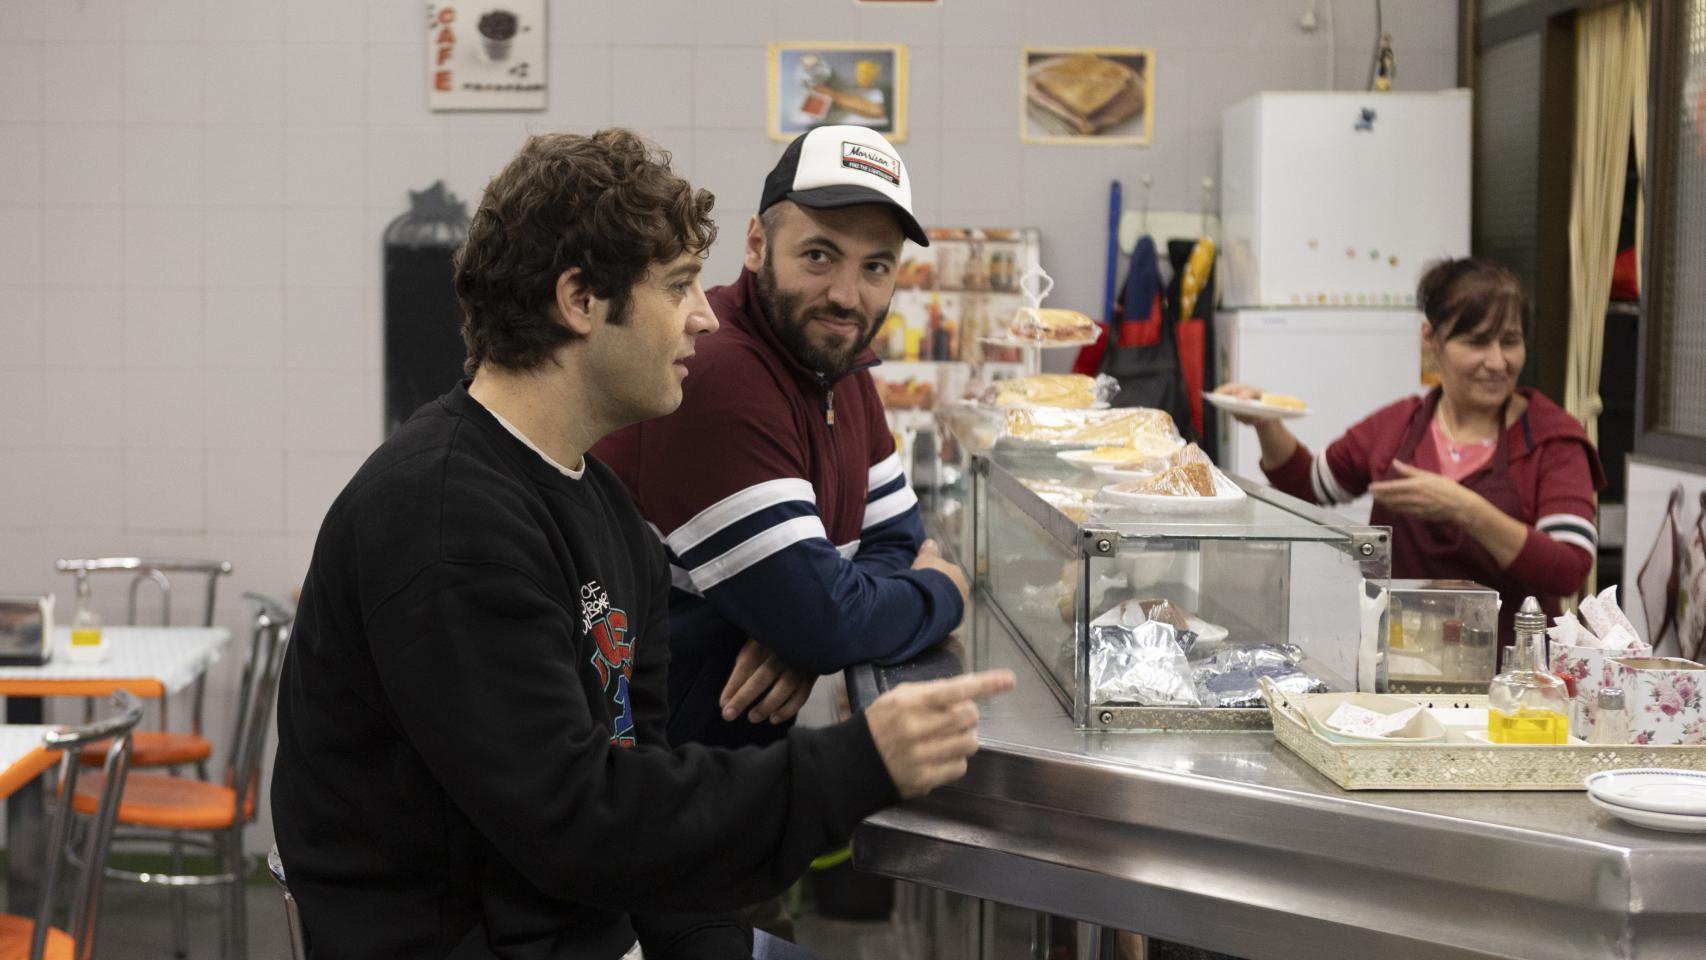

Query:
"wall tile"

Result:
[[123, 366, 204, 449], [0, 1, 46, 43], [42, 286, 123, 368], [285, 125, 367, 206], [0, 206, 42, 286], [205, 448, 285, 532], [42, 205, 123, 287], [612, 0, 693, 45], [610, 45, 695, 128], [366, 126, 446, 208], [125, 124, 204, 205], [550, 0, 612, 45], [285, 370, 372, 452], [205, 365, 284, 446], [777, 1, 858, 38], [124, 44, 205, 123], [443, 127, 530, 212], [365, 42, 428, 121], [0, 125, 42, 204], [206, 0, 284, 42], [124, 446, 205, 532], [204, 287, 285, 369], [204, 205, 284, 288], [286, 42, 367, 125], [0, 367, 45, 446], [124, 286, 203, 368], [901, 41, 940, 143], [941, 0, 1023, 46], [42, 367, 123, 447], [0, 284, 45, 364], [285, 285, 366, 372], [285, 206, 367, 289], [542, 44, 612, 130], [690, 129, 775, 217], [0, 447, 45, 531], [692, 46, 766, 130], [44, 0, 125, 44], [42, 45, 126, 121], [940, 47, 1019, 134], [0, 44, 44, 123], [858, 3, 942, 45], [125, 206, 204, 288], [42, 124, 125, 204], [127, 0, 206, 46], [286, 0, 366, 45], [43, 447, 125, 531], [205, 124, 286, 206], [206, 43, 286, 124], [363, 0, 421, 44], [691, 0, 774, 45]]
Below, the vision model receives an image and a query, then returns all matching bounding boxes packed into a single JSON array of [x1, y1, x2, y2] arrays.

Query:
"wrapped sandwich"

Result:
[[1003, 406, 1178, 446], [1008, 307, 1096, 343], [982, 373, 1109, 409], [1109, 444, 1218, 497]]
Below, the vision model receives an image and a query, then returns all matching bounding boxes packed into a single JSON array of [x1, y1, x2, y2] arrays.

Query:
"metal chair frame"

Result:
[[71, 594, 291, 960], [54, 557, 234, 773], [265, 845, 304, 960], [25, 692, 143, 960]]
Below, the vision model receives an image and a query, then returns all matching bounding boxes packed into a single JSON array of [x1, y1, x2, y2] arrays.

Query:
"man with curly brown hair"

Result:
[[271, 129, 1011, 960]]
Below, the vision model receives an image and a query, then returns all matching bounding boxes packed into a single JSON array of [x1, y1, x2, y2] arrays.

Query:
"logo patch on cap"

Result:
[[840, 141, 901, 187]]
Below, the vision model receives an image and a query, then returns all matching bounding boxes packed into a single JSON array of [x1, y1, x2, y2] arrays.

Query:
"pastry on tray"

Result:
[[1004, 406, 1177, 446], [1007, 308, 1096, 343], [984, 373, 1098, 409], [1109, 443, 1218, 497]]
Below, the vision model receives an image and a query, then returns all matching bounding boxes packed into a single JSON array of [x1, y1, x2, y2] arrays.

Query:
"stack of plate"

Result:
[[1584, 768, 1706, 833]]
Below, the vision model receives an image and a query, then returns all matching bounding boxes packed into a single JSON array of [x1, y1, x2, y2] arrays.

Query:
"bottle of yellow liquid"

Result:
[[67, 575, 106, 664], [1486, 597, 1568, 744]]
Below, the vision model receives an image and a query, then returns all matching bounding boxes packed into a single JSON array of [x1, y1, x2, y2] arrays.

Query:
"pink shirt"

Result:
[[1429, 418, 1496, 482]]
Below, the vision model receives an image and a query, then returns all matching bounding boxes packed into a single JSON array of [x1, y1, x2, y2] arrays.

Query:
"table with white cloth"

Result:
[[0, 627, 231, 913]]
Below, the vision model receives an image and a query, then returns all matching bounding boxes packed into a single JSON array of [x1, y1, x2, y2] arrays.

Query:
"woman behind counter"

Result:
[[1219, 257, 1605, 646]]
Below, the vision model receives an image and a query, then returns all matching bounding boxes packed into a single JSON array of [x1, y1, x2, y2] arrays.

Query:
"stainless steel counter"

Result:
[[847, 598, 1706, 960]]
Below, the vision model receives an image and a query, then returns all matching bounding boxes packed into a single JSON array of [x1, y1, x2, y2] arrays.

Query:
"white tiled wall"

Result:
[[0, 0, 1456, 854]]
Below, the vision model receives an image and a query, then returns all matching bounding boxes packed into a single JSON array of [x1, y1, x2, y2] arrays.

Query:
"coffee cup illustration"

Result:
[[478, 10, 519, 62]]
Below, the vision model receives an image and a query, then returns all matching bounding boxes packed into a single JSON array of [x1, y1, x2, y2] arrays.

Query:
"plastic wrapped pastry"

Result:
[[1109, 443, 1217, 497], [1020, 480, 1097, 523], [1003, 406, 1178, 446], [981, 373, 1117, 410]]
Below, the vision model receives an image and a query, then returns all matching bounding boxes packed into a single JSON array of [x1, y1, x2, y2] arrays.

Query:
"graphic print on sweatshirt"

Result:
[[580, 580, 636, 747]]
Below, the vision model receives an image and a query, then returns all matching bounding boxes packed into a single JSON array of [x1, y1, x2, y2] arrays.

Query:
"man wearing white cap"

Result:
[[595, 126, 969, 860]]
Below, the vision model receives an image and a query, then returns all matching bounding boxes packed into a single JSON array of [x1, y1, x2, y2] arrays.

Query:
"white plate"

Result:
[[1203, 391, 1310, 421], [1057, 448, 1154, 470], [1098, 468, 1247, 514], [1586, 792, 1706, 833], [1584, 768, 1706, 816]]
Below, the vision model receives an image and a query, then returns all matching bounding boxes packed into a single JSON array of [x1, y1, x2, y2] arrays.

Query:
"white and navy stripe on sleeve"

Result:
[[863, 451, 918, 531], [1311, 454, 1354, 506], [658, 478, 861, 595], [1536, 513, 1597, 555]]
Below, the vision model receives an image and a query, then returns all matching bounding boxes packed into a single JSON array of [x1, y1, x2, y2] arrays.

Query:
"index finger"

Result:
[[912, 669, 1016, 706]]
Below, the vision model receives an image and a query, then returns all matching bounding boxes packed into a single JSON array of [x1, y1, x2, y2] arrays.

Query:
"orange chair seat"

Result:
[[0, 913, 74, 960], [71, 771, 254, 831], [80, 730, 212, 769]]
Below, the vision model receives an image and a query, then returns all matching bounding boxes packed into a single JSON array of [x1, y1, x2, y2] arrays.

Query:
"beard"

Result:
[[756, 249, 886, 377]]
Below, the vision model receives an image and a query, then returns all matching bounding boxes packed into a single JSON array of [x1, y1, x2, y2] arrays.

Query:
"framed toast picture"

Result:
[[768, 42, 907, 142], [1021, 47, 1153, 145]]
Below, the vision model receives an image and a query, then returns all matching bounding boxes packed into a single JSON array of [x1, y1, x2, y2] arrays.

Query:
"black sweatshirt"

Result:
[[270, 383, 898, 959]]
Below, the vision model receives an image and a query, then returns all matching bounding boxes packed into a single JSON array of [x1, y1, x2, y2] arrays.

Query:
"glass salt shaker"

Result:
[[1591, 687, 1630, 745]]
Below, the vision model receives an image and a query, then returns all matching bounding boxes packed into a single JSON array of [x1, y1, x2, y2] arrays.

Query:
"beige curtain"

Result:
[[1564, 0, 1648, 447]]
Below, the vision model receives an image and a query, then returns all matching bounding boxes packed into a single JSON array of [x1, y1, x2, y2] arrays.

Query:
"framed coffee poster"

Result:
[[427, 1, 547, 111], [1021, 47, 1153, 145], [768, 42, 908, 142]]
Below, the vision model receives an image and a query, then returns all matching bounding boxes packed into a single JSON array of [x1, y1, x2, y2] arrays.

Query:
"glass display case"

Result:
[[970, 445, 1391, 730]]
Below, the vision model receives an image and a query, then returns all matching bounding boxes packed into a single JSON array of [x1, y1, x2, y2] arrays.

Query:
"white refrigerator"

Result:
[[1215, 90, 1472, 515]]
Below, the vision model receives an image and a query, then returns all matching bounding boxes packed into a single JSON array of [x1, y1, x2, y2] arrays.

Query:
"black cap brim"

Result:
[[785, 185, 929, 247]]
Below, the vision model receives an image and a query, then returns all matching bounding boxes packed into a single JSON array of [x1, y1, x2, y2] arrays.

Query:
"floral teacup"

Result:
[[1611, 657, 1706, 745], [1550, 641, 1651, 738]]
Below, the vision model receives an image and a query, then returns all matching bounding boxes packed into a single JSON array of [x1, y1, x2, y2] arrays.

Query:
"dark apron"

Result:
[[1373, 391, 1556, 649]]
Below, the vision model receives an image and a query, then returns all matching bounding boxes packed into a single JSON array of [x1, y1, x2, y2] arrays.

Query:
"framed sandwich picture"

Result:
[[768, 42, 908, 142], [1021, 47, 1153, 145]]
